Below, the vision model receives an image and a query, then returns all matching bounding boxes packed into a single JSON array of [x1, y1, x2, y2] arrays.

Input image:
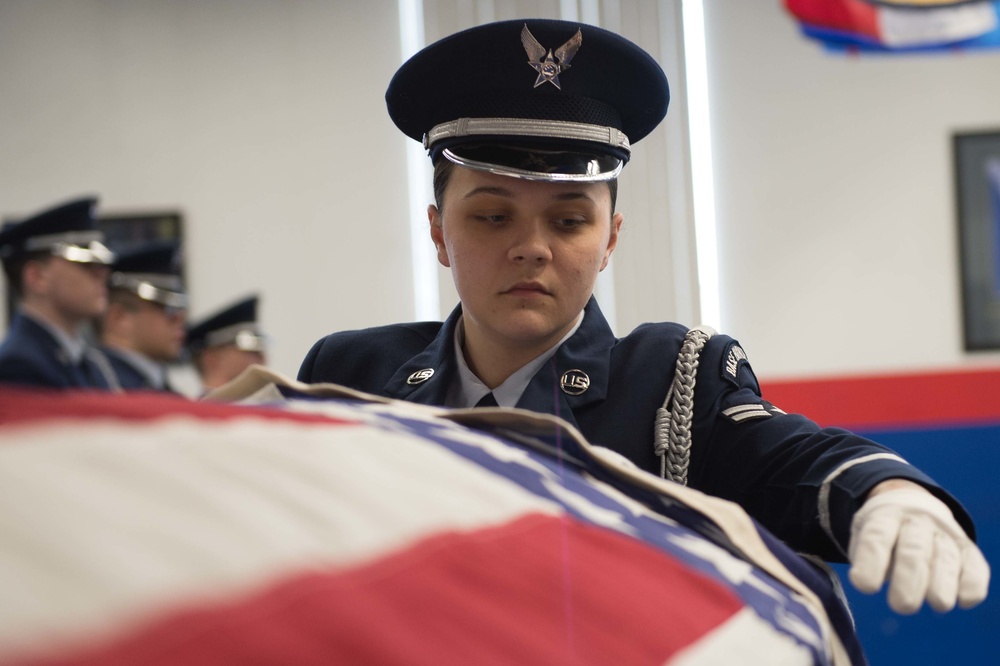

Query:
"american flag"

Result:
[[0, 387, 863, 665]]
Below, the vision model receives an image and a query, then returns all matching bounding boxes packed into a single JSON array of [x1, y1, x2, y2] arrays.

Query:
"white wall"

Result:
[[703, 1, 1000, 378], [1, 0, 700, 389], [0, 0, 412, 381]]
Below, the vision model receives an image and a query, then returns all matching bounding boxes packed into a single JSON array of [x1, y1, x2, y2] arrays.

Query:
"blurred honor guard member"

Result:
[[186, 294, 268, 392], [299, 19, 989, 616], [99, 240, 187, 392], [0, 197, 119, 390]]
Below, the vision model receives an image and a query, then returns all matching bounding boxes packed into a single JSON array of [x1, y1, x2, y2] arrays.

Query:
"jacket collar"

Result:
[[515, 297, 614, 429], [18, 308, 86, 364], [384, 304, 463, 404], [384, 297, 616, 430]]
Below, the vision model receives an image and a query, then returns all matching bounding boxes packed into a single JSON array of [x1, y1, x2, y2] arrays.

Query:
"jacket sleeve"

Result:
[[685, 334, 975, 562], [297, 337, 326, 383]]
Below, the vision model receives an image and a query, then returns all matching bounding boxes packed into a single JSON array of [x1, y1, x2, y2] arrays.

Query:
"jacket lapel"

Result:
[[383, 304, 463, 405], [384, 298, 616, 421], [515, 297, 615, 430]]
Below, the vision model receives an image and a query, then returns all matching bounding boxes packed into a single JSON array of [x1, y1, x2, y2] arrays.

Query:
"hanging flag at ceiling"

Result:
[[783, 0, 1000, 53]]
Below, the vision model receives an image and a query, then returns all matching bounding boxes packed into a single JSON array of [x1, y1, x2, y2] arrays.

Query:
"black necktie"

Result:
[[475, 392, 499, 408]]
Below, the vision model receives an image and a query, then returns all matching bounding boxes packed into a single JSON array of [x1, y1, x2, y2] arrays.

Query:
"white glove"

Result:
[[848, 488, 990, 614]]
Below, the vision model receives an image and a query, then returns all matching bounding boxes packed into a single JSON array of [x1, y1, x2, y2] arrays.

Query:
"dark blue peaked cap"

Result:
[[386, 19, 669, 181], [186, 295, 266, 353], [112, 240, 182, 276], [0, 196, 113, 265], [109, 239, 187, 308]]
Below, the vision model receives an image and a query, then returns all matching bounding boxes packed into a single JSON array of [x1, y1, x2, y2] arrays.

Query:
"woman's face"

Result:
[[429, 165, 621, 356]]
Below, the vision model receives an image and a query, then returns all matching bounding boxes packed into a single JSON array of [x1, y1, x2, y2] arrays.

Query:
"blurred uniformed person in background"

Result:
[[0, 196, 119, 390], [186, 294, 268, 393], [298, 18, 989, 619], [99, 240, 187, 392]]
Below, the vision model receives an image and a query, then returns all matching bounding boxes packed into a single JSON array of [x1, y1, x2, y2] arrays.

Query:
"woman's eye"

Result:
[[474, 214, 508, 224], [555, 217, 586, 230]]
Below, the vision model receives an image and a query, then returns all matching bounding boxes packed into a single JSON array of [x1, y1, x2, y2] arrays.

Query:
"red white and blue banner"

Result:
[[0, 381, 862, 665], [783, 0, 1000, 53]]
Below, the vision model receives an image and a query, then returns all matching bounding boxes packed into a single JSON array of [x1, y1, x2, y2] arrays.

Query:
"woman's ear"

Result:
[[600, 212, 624, 271], [428, 204, 451, 268]]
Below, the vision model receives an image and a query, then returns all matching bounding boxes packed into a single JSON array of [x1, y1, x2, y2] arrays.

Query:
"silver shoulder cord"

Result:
[[654, 325, 716, 485]]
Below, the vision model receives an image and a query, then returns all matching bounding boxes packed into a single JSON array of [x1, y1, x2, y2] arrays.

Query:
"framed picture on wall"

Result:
[[99, 210, 184, 258], [955, 130, 1000, 351]]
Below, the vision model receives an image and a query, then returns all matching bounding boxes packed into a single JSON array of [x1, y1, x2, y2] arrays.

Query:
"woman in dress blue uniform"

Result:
[[298, 19, 988, 615]]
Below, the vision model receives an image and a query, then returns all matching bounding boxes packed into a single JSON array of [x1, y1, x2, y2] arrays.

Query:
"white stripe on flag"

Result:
[[879, 2, 997, 47], [0, 417, 561, 658], [669, 607, 815, 666]]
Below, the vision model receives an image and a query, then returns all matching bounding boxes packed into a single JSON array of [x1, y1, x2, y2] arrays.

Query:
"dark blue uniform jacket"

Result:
[[0, 313, 112, 390], [102, 347, 174, 393], [299, 298, 974, 561]]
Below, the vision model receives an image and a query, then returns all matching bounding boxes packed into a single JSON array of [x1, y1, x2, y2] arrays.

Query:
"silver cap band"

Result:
[[204, 323, 267, 352], [424, 117, 630, 154], [25, 230, 104, 252], [21, 231, 115, 265], [110, 273, 188, 309], [50, 241, 116, 265]]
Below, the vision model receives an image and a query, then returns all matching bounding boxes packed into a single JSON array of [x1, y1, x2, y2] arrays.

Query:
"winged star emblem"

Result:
[[521, 24, 582, 90]]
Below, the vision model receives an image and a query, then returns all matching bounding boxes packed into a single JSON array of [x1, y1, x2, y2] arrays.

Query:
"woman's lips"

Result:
[[503, 282, 549, 296]]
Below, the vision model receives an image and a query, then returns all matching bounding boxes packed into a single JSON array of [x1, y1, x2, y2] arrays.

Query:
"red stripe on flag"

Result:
[[761, 367, 1000, 430], [0, 388, 353, 429], [24, 514, 745, 666], [784, 0, 881, 40]]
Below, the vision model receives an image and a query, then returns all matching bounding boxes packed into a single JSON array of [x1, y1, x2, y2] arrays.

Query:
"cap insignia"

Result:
[[521, 25, 582, 90]]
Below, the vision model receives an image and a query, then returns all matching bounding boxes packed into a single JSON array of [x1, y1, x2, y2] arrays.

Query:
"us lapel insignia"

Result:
[[560, 369, 590, 396], [406, 368, 435, 385]]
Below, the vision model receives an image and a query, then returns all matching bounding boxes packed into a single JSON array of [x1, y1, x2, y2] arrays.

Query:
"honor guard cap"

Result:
[[186, 295, 267, 354], [0, 197, 114, 266], [385, 19, 669, 182], [109, 240, 187, 310]]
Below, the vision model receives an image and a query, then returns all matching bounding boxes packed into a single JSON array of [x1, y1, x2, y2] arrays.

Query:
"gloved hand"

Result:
[[848, 485, 990, 614]]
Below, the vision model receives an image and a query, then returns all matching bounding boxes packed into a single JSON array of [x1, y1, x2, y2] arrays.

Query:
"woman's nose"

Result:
[[507, 222, 553, 263]]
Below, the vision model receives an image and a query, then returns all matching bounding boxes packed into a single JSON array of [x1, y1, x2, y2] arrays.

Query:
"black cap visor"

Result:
[[442, 143, 623, 182]]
